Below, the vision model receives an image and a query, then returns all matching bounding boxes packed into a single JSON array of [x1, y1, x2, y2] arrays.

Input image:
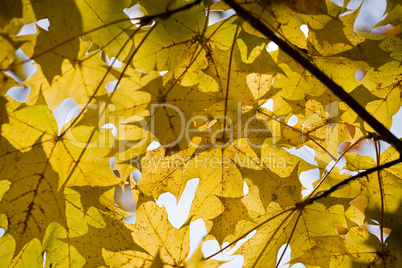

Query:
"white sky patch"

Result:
[[159, 70, 168, 76], [339, 9, 355, 17], [267, 41, 278, 52], [338, 0, 387, 33], [147, 140, 161, 151], [330, 0, 344, 7], [366, 224, 390, 242], [243, 181, 249, 195], [156, 178, 199, 229], [187, 218, 208, 261], [5, 49, 37, 102], [16, 18, 50, 36], [101, 123, 117, 137], [391, 106, 402, 139], [335, 138, 390, 175], [109, 156, 116, 170], [347, 139, 387, 159], [42, 251, 47, 267], [355, 68, 367, 81], [124, 4, 144, 26], [345, 0, 364, 11], [208, 9, 236, 26], [284, 146, 317, 166], [6, 85, 31, 103], [299, 168, 320, 198], [378, 140, 390, 153], [325, 159, 340, 172], [52, 98, 82, 135], [15, 48, 37, 81], [300, 24, 309, 38], [16, 22, 36, 36], [355, 0, 386, 32], [218, 255, 244, 268], [123, 214, 136, 224], [287, 115, 298, 127], [132, 169, 142, 184], [261, 98, 273, 111], [104, 54, 122, 68], [114, 184, 136, 213], [325, 159, 358, 176], [4, 70, 22, 85], [201, 230, 256, 267], [0, 228, 5, 237], [277, 243, 306, 268], [5, 48, 36, 84], [325, 159, 338, 172], [36, 19, 50, 31], [105, 80, 120, 93]]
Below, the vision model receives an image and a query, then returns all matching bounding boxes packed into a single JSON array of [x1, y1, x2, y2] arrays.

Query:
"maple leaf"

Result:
[[337, 226, 402, 266], [41, 222, 86, 267], [241, 165, 303, 210], [20, 0, 133, 82], [133, 0, 207, 78], [228, 202, 291, 268], [2, 101, 119, 188], [21, 0, 84, 81], [0, 132, 66, 254], [209, 196, 252, 243], [0, 98, 119, 257], [132, 201, 191, 266], [24, 39, 119, 109], [64, 213, 145, 267], [139, 76, 222, 149]]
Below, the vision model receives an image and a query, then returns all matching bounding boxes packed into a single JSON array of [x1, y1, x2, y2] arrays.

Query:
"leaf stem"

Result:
[[60, 130, 96, 189], [275, 210, 302, 268], [374, 140, 385, 251], [201, 0, 213, 37], [251, 210, 295, 267], [204, 209, 294, 260], [222, 19, 241, 140]]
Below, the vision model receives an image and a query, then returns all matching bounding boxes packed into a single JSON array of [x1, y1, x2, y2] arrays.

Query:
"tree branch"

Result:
[[142, 0, 202, 24], [309, 157, 402, 202], [222, 0, 402, 153]]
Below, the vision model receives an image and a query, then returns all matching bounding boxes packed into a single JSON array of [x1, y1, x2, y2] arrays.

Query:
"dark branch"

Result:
[[143, 0, 203, 23], [222, 0, 402, 153], [309, 157, 402, 203]]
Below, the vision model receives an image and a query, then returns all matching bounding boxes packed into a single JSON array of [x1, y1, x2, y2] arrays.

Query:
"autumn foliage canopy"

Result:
[[0, 0, 402, 267]]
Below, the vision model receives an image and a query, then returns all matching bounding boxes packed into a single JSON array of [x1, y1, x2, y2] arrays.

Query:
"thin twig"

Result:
[[205, 209, 294, 260], [308, 135, 370, 198], [374, 140, 385, 251], [308, 157, 402, 203], [222, 19, 241, 139], [275, 210, 302, 268], [222, 0, 402, 153]]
